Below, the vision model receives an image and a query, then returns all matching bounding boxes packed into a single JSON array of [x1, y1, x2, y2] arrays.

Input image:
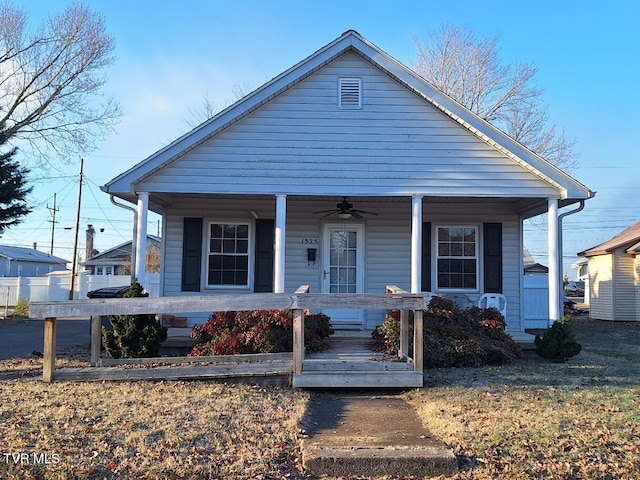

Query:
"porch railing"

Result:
[[29, 286, 428, 382]]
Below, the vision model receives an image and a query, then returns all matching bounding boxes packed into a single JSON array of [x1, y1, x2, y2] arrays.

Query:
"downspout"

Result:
[[110, 195, 138, 282], [557, 200, 586, 310]]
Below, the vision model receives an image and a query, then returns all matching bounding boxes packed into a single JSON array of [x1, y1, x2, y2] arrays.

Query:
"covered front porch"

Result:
[[129, 193, 568, 333]]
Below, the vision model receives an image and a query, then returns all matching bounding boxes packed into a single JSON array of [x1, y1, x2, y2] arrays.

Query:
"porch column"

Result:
[[411, 195, 423, 294], [547, 198, 561, 324], [135, 192, 149, 281], [274, 195, 287, 293]]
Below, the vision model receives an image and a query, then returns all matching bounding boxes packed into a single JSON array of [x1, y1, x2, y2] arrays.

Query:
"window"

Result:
[[437, 226, 478, 290], [338, 77, 361, 109], [95, 266, 113, 276], [207, 223, 250, 287]]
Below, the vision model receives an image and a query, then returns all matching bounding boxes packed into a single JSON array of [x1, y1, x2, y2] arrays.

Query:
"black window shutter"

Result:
[[181, 218, 203, 292], [483, 223, 503, 293], [254, 219, 274, 292], [421, 222, 432, 292]]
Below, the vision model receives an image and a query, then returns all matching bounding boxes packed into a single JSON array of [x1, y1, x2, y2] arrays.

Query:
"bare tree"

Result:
[[186, 82, 253, 128], [0, 2, 120, 167], [414, 25, 577, 170]]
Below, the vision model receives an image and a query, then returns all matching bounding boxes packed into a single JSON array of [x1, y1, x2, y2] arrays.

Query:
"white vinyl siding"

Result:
[[135, 52, 558, 199], [635, 255, 640, 321], [588, 255, 614, 320], [613, 252, 636, 321], [160, 198, 523, 331], [587, 252, 638, 321]]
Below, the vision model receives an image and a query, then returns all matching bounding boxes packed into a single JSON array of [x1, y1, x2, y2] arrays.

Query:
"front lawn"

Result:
[[1, 317, 639, 479], [408, 317, 640, 479]]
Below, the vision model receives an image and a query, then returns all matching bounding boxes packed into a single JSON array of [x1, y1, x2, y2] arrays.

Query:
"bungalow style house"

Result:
[[578, 221, 640, 321], [82, 235, 162, 275], [0, 245, 68, 277], [102, 30, 594, 336]]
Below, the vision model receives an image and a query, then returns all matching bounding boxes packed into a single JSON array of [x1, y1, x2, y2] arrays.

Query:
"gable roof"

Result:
[[578, 221, 640, 257], [0, 246, 69, 264], [82, 235, 161, 266], [103, 30, 593, 206]]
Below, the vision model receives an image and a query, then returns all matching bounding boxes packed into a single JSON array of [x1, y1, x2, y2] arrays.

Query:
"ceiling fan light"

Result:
[[338, 212, 352, 219]]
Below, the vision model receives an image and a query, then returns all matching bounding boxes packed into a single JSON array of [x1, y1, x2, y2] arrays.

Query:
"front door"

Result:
[[322, 224, 365, 329]]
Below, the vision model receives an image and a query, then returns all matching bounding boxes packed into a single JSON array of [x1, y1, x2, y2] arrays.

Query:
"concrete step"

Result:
[[293, 371, 423, 388], [300, 393, 457, 478]]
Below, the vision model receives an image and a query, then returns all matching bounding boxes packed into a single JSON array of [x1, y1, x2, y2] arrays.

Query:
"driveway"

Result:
[[0, 318, 91, 360]]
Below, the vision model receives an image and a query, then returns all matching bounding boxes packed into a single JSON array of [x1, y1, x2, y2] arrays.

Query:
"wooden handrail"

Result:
[[35, 286, 428, 382], [30, 292, 426, 318]]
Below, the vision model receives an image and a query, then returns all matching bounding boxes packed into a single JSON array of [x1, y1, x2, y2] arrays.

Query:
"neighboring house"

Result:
[[0, 245, 68, 277], [82, 235, 161, 275], [523, 247, 548, 275], [102, 30, 593, 332], [577, 221, 640, 321]]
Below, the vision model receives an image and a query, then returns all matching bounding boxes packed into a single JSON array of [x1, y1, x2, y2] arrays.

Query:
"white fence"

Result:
[[0, 273, 160, 308], [523, 274, 550, 329]]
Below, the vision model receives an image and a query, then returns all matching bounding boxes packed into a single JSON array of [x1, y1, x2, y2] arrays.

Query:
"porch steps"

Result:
[[303, 360, 411, 371], [293, 371, 423, 388], [293, 333, 423, 388]]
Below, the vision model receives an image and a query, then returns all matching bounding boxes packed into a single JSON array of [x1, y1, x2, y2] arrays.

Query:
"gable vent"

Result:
[[339, 77, 362, 109]]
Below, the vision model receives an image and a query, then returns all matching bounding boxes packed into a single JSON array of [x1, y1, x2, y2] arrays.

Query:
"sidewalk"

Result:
[[300, 392, 458, 478]]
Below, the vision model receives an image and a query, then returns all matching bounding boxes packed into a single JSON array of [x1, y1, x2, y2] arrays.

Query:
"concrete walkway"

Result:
[[300, 392, 458, 478]]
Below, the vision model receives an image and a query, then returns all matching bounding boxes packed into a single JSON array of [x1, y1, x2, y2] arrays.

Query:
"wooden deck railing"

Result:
[[29, 286, 428, 383]]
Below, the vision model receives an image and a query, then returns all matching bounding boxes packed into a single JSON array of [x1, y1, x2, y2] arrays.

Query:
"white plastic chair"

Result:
[[478, 293, 507, 318]]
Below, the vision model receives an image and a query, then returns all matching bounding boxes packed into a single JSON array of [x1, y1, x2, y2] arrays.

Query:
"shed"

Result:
[[578, 221, 640, 321]]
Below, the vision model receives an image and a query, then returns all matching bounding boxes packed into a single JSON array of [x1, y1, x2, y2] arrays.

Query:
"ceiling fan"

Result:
[[313, 197, 378, 219]]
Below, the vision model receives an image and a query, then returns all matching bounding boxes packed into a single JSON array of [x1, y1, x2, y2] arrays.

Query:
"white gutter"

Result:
[[558, 199, 587, 308], [110, 195, 138, 282]]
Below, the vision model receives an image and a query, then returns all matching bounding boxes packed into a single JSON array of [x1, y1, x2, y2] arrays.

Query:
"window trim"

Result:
[[203, 220, 254, 290], [434, 224, 480, 292]]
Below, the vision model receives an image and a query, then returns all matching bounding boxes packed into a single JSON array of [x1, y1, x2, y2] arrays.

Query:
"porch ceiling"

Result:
[[139, 192, 561, 219]]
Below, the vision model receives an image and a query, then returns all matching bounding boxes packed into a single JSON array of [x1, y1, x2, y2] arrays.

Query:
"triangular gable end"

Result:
[[103, 30, 593, 204]]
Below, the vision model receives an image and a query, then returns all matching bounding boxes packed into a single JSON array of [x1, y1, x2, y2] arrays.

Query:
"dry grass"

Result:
[[407, 317, 640, 479], [0, 347, 309, 479], [2, 317, 640, 479]]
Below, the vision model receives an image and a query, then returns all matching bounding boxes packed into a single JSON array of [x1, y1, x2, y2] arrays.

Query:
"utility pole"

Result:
[[47, 193, 59, 255], [69, 158, 84, 300]]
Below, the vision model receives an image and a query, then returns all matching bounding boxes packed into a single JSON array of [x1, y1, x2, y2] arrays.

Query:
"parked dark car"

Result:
[[564, 280, 585, 297]]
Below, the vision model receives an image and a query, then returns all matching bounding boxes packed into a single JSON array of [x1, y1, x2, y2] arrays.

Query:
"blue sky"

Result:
[[4, 0, 639, 278]]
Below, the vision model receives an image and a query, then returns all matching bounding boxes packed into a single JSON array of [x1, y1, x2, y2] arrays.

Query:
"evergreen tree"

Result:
[[0, 124, 32, 230]]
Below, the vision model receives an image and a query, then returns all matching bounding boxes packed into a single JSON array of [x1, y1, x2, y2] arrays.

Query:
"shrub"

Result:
[[12, 298, 29, 318], [190, 310, 334, 356], [372, 296, 521, 368], [102, 279, 167, 358], [535, 317, 582, 362], [304, 313, 334, 352]]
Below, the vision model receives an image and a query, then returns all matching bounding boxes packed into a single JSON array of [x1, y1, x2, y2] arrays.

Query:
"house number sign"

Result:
[[301, 238, 319, 245]]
